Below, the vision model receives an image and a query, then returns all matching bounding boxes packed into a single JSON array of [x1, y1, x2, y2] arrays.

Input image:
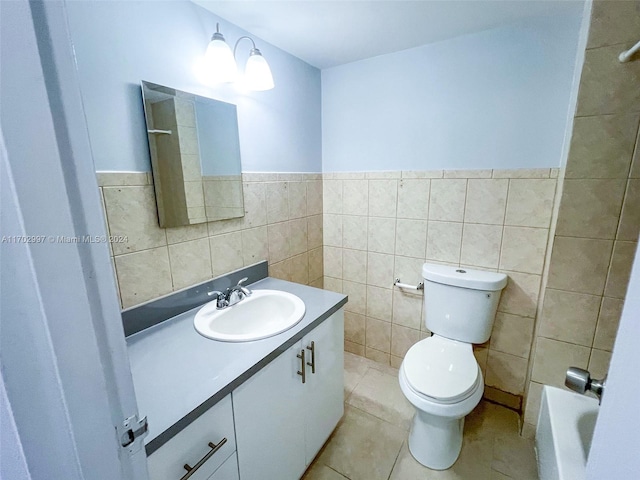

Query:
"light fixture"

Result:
[[234, 37, 275, 91], [204, 23, 237, 83], [204, 24, 274, 91]]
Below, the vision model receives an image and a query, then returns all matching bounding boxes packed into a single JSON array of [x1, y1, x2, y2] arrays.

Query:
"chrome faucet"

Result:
[[207, 277, 252, 309], [207, 290, 228, 309], [226, 277, 252, 306]]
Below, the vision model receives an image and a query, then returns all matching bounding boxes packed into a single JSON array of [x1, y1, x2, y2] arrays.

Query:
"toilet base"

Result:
[[407, 410, 464, 470]]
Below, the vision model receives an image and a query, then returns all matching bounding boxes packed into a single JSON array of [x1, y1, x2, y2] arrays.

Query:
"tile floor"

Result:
[[303, 352, 538, 480]]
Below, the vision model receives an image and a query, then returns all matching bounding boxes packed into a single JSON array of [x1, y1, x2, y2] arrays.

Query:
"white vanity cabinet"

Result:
[[233, 310, 344, 480], [147, 395, 237, 480]]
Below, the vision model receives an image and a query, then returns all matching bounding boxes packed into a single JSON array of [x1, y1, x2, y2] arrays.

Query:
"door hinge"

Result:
[[118, 415, 148, 450]]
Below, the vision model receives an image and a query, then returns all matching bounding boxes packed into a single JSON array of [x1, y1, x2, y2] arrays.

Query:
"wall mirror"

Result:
[[141, 81, 244, 227]]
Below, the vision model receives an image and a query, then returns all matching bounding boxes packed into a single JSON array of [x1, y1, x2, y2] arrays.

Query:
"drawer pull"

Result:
[[306, 341, 316, 374], [297, 349, 306, 384], [181, 437, 227, 480]]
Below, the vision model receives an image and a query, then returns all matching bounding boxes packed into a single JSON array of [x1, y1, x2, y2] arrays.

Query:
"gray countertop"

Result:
[[126, 278, 347, 453]]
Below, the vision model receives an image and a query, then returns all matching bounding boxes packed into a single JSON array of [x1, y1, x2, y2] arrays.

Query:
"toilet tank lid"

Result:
[[422, 263, 507, 291]]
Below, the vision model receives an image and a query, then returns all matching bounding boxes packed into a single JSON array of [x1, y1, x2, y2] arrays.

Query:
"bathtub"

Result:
[[536, 386, 599, 480]]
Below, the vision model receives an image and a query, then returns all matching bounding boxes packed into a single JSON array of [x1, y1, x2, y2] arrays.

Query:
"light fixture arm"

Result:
[[233, 36, 258, 58], [211, 22, 226, 42]]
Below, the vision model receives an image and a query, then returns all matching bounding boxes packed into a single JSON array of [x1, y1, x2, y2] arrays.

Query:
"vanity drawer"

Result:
[[209, 452, 239, 480], [147, 395, 236, 480]]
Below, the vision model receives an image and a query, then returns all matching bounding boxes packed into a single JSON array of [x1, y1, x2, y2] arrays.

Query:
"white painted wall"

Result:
[[66, 0, 321, 173], [322, 14, 583, 172]]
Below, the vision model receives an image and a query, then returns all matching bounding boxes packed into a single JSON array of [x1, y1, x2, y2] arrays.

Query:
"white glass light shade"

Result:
[[243, 50, 274, 91], [204, 35, 237, 84]]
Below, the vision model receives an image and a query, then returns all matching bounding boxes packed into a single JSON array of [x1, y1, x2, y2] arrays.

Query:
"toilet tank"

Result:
[[422, 264, 508, 344]]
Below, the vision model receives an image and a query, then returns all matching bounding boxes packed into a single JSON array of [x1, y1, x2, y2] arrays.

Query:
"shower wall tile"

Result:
[[460, 223, 503, 269], [323, 168, 556, 403], [115, 247, 173, 307], [531, 338, 590, 388], [395, 219, 427, 258], [587, 0, 640, 49], [489, 312, 534, 359], [99, 172, 324, 309], [210, 232, 243, 277], [618, 179, 640, 241], [497, 271, 541, 319], [504, 179, 557, 228], [342, 215, 368, 250], [345, 312, 366, 345], [367, 217, 396, 254], [547, 236, 613, 295], [443, 169, 492, 179], [343, 248, 367, 284], [593, 296, 623, 352], [168, 238, 212, 290], [604, 240, 638, 298], [485, 350, 527, 395], [368, 180, 398, 218], [288, 181, 307, 219], [491, 168, 550, 179], [565, 113, 640, 179], [393, 255, 425, 287], [241, 226, 269, 266], [588, 349, 612, 379], [322, 213, 343, 247], [391, 290, 423, 331], [343, 180, 369, 216], [575, 43, 640, 117], [525, 2, 640, 432], [499, 226, 548, 275], [391, 324, 421, 358], [102, 185, 167, 255], [464, 179, 508, 225], [426, 221, 463, 264], [165, 223, 208, 245], [555, 179, 626, 239], [538, 289, 600, 347], [397, 179, 430, 219], [428, 179, 467, 222]]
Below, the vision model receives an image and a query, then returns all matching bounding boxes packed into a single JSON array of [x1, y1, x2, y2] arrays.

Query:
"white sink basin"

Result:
[[193, 289, 306, 342]]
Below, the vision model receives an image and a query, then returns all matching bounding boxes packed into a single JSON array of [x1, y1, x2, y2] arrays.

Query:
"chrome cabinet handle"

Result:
[[297, 349, 306, 384], [306, 341, 316, 374], [181, 438, 227, 480]]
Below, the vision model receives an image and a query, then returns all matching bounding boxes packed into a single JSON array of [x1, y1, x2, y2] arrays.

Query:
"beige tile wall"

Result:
[[322, 168, 558, 406], [523, 0, 640, 432], [97, 171, 323, 309]]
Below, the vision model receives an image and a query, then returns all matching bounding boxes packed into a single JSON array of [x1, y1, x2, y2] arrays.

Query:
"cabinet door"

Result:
[[147, 395, 236, 480], [303, 311, 345, 465], [233, 340, 306, 480]]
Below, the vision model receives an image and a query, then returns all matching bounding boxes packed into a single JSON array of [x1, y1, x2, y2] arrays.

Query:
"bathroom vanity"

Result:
[[125, 269, 346, 480]]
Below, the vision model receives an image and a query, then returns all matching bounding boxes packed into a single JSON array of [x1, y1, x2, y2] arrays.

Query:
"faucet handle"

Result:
[[207, 290, 228, 309], [565, 367, 606, 404], [235, 277, 252, 296]]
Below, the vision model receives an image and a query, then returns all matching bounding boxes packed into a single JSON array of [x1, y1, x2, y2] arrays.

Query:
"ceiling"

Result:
[[192, 0, 584, 69]]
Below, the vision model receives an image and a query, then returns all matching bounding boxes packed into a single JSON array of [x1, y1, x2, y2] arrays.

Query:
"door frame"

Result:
[[1, 0, 148, 478]]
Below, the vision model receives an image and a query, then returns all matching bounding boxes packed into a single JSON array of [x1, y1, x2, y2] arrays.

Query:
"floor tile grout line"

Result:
[[386, 440, 406, 480], [345, 403, 409, 434]]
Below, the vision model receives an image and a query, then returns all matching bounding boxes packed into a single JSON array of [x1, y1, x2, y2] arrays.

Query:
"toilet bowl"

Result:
[[399, 335, 484, 470], [399, 263, 507, 470]]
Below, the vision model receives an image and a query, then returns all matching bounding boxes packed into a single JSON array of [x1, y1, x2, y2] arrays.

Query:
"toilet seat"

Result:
[[402, 336, 480, 404]]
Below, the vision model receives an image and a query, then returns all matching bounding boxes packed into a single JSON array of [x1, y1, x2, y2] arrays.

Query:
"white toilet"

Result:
[[399, 263, 507, 470]]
